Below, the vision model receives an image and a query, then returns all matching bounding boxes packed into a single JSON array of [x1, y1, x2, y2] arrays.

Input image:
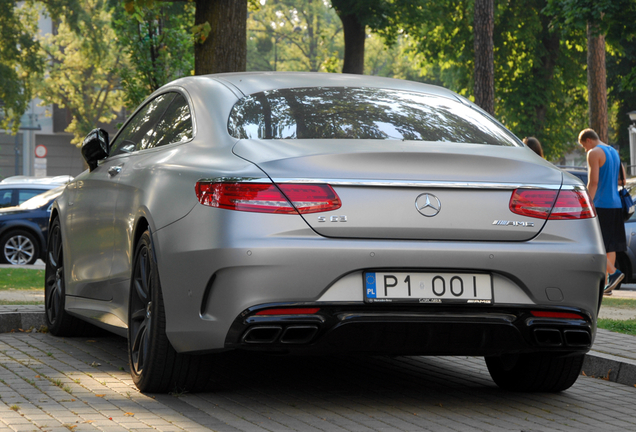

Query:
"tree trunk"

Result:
[[339, 13, 365, 74], [473, 0, 494, 114], [533, 4, 560, 132], [194, 0, 247, 75], [587, 22, 608, 142]]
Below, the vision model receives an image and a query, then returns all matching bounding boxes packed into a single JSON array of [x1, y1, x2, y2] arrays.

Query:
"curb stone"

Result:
[[0, 306, 46, 332], [582, 350, 636, 387]]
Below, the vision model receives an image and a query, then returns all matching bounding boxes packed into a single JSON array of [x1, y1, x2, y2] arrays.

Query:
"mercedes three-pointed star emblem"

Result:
[[415, 193, 441, 217]]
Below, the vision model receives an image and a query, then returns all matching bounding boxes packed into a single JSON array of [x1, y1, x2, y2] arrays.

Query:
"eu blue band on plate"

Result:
[[365, 273, 377, 298]]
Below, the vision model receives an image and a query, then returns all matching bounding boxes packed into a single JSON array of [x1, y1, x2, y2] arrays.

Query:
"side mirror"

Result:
[[81, 128, 109, 171]]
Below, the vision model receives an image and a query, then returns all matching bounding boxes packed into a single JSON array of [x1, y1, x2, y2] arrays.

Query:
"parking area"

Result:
[[1, 331, 636, 432]]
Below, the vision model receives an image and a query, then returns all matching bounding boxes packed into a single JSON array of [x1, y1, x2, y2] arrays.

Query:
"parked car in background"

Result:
[[559, 166, 588, 185], [559, 166, 636, 290], [615, 178, 636, 288], [0, 176, 71, 208], [46, 72, 605, 394], [0, 186, 64, 265]]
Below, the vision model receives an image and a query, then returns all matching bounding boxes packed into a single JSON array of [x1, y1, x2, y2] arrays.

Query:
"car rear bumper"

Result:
[[223, 303, 594, 357], [153, 206, 605, 354]]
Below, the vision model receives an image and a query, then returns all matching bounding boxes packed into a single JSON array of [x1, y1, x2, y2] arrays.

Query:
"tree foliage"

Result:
[[126, 0, 255, 74], [364, 34, 429, 82], [110, 0, 195, 109], [33, 0, 124, 145], [0, 1, 43, 133], [405, 0, 590, 160], [0, 0, 107, 133], [247, 0, 343, 72], [330, 0, 424, 74], [548, 0, 636, 154]]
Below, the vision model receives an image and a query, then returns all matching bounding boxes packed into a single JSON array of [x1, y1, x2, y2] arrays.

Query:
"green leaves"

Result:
[[405, 0, 591, 159], [33, 0, 124, 145], [247, 0, 343, 72], [192, 22, 211, 44], [0, 1, 43, 133], [111, 0, 194, 109]]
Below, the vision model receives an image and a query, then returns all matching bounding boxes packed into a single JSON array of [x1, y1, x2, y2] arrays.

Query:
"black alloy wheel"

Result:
[[45, 218, 84, 335], [128, 230, 212, 393], [129, 235, 154, 379]]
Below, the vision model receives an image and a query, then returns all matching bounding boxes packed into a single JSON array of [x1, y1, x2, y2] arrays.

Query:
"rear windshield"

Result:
[[228, 87, 520, 146]]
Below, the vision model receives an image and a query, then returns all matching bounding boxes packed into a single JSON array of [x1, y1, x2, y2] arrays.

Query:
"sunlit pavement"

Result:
[[609, 283, 636, 298], [2, 269, 636, 430], [0, 330, 634, 431]]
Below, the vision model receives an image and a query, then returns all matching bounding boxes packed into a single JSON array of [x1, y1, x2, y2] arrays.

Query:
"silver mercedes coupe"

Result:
[[45, 72, 605, 393]]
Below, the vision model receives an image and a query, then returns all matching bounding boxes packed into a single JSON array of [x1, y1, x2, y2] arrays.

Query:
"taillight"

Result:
[[254, 308, 320, 316], [195, 182, 341, 214], [510, 189, 596, 220], [530, 311, 585, 319]]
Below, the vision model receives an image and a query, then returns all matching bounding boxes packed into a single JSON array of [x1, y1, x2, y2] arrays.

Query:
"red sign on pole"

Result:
[[35, 145, 48, 158]]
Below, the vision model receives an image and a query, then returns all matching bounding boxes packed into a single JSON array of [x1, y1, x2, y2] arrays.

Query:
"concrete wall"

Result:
[[34, 133, 85, 177], [0, 133, 23, 179], [0, 131, 85, 179]]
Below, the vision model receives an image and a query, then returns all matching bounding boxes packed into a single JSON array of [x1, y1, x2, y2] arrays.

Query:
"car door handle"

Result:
[[108, 165, 123, 177]]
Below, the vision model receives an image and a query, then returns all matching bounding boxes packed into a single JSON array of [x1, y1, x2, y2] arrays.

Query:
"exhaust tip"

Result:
[[280, 325, 319, 344], [533, 328, 563, 346], [564, 329, 591, 346], [242, 326, 283, 344]]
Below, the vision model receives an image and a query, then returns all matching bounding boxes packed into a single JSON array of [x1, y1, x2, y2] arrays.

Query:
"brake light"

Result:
[[510, 189, 595, 220], [195, 182, 341, 214], [255, 308, 320, 316], [549, 190, 596, 219], [531, 311, 585, 319]]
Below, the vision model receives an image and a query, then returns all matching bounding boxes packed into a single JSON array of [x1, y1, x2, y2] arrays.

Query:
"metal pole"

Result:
[[630, 124, 636, 176], [14, 133, 20, 176]]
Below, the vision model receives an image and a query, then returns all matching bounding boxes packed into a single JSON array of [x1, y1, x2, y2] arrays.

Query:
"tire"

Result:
[[0, 229, 39, 265], [45, 218, 89, 336], [485, 352, 584, 392], [128, 230, 211, 393]]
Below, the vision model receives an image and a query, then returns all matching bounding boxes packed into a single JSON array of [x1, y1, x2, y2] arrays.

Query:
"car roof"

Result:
[[175, 72, 461, 101], [0, 175, 73, 185], [0, 183, 57, 189]]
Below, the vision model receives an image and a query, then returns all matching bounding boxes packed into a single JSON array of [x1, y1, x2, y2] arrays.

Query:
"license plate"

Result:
[[364, 271, 493, 304]]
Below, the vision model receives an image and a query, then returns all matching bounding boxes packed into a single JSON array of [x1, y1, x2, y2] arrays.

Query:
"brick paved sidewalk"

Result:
[[1, 331, 636, 432], [1, 304, 636, 389]]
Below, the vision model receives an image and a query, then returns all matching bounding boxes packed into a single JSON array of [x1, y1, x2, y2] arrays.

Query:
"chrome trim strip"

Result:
[[271, 178, 565, 190], [200, 177, 271, 183], [202, 177, 571, 191]]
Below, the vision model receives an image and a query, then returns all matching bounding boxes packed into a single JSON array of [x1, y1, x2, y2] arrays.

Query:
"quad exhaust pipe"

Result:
[[242, 325, 319, 344], [533, 328, 591, 347]]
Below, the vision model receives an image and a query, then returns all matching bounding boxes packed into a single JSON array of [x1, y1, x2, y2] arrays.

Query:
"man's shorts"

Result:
[[596, 207, 627, 252]]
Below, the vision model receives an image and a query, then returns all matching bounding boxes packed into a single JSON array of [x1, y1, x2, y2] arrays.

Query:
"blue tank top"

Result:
[[594, 144, 621, 209]]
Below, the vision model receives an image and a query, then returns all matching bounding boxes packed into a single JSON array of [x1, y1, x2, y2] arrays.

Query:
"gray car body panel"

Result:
[[233, 139, 562, 241], [50, 72, 606, 355], [154, 205, 604, 352]]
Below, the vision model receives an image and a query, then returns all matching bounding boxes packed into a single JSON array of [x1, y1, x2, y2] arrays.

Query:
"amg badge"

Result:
[[492, 220, 535, 227]]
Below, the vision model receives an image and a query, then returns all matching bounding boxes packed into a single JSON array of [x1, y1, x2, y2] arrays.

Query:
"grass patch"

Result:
[[0, 268, 44, 290], [597, 319, 636, 335], [0, 300, 44, 305], [601, 297, 636, 309]]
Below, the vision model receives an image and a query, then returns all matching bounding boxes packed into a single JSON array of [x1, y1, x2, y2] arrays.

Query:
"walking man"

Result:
[[579, 128, 626, 295]]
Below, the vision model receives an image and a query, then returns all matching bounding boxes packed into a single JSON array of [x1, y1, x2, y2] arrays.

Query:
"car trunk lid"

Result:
[[233, 139, 563, 241]]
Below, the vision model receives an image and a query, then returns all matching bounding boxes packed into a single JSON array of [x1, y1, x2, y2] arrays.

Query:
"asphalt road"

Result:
[[1, 331, 636, 432]]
